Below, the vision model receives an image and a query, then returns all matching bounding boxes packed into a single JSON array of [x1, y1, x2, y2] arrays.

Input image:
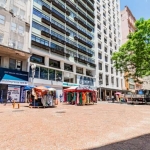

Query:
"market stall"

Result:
[[63, 86, 97, 105], [25, 86, 57, 108]]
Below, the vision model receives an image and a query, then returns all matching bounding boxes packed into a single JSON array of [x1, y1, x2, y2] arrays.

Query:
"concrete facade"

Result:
[[95, 0, 125, 100], [29, 0, 96, 96], [121, 6, 142, 93], [0, 0, 31, 71]]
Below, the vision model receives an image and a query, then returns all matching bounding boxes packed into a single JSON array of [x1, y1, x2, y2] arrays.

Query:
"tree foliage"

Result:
[[112, 18, 150, 83]]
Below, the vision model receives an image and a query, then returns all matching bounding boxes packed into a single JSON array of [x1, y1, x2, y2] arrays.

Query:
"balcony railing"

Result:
[[51, 35, 65, 44], [66, 0, 77, 12], [41, 31, 51, 38], [74, 57, 88, 64], [66, 42, 78, 50], [52, 8, 65, 23], [42, 5, 51, 14], [31, 40, 49, 50], [89, 62, 96, 68], [52, 0, 66, 12], [41, 18, 51, 26], [66, 18, 77, 30], [51, 23, 66, 34], [50, 48, 70, 57]]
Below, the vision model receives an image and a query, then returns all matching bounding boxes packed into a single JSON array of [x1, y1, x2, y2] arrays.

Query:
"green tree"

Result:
[[112, 18, 150, 83]]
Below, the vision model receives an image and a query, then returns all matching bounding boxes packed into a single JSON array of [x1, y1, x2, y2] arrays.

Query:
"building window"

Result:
[[56, 70, 62, 81], [11, 22, 17, 31], [98, 43, 101, 49], [30, 54, 45, 65], [0, 15, 5, 24], [97, 24, 101, 30], [49, 69, 55, 81], [86, 69, 92, 77], [98, 34, 101, 40], [99, 63, 102, 70], [40, 67, 48, 80], [104, 37, 107, 43], [111, 76, 114, 85], [104, 47, 107, 52], [106, 75, 109, 85], [105, 56, 108, 62], [98, 53, 102, 59], [18, 26, 24, 34], [76, 66, 83, 74], [9, 58, 22, 71], [105, 65, 108, 72], [0, 33, 4, 44], [110, 50, 112, 55], [116, 78, 119, 87], [17, 42, 23, 50], [111, 67, 113, 74], [64, 63, 73, 72], [49, 59, 60, 69]]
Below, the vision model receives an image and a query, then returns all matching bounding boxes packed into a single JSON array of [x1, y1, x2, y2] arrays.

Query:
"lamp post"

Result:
[[31, 64, 36, 107], [31, 63, 36, 86]]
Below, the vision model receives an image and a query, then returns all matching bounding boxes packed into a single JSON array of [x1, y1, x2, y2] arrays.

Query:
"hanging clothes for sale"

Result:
[[77, 92, 79, 104], [86, 92, 89, 104], [82, 92, 86, 105], [79, 92, 82, 104]]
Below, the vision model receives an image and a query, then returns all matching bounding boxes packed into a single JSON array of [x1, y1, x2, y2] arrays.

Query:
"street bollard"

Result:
[[18, 103, 20, 109], [13, 101, 15, 109]]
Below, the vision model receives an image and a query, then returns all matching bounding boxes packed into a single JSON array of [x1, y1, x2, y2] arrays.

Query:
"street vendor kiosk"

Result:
[[63, 86, 97, 105]]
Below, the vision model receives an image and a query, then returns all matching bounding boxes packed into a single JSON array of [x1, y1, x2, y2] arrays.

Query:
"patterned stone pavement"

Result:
[[0, 102, 150, 150]]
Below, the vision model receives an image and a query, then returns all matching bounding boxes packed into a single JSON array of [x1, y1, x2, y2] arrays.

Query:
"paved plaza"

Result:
[[1, 102, 150, 150]]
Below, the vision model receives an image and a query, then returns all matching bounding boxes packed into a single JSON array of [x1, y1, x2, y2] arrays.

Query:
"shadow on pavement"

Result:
[[89, 134, 150, 150]]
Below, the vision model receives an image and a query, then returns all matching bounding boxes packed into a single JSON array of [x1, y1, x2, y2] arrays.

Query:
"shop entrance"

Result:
[[0, 84, 8, 103]]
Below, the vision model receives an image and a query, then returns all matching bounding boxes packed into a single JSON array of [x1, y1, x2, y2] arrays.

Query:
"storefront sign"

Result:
[[77, 75, 95, 86], [0, 67, 28, 85], [63, 82, 79, 87], [7, 85, 20, 102]]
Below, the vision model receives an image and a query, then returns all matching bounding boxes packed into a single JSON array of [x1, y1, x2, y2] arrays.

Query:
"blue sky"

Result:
[[120, 0, 150, 20]]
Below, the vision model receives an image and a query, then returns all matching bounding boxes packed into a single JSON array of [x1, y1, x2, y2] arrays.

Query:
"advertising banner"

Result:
[[7, 86, 20, 102], [77, 75, 95, 87], [0, 67, 28, 85]]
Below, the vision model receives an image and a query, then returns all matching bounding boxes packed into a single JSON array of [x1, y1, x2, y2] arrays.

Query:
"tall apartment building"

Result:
[[95, 0, 125, 100], [121, 6, 142, 93], [30, 0, 95, 95], [0, 0, 31, 102]]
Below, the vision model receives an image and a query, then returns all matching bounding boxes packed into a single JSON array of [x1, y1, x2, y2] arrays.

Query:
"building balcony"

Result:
[[77, 18, 86, 27], [41, 31, 51, 38], [41, 18, 51, 26], [89, 62, 96, 68], [87, 17, 95, 26], [51, 23, 66, 34], [51, 35, 65, 44], [66, 9, 70, 16], [74, 57, 88, 64], [78, 1, 86, 11], [66, 42, 78, 50], [66, 31, 70, 36], [78, 38, 87, 46], [52, 9, 66, 23], [66, 20, 77, 30], [66, 0, 77, 12], [86, 43, 93, 48], [46, 0, 52, 3], [77, 29, 87, 38], [87, 9, 94, 18], [52, 0, 66, 13], [31, 40, 49, 50], [51, 48, 65, 56], [42, 5, 51, 14], [86, 25, 92, 32], [78, 48, 86, 55], [86, 34, 92, 40], [78, 10, 87, 20], [86, 0, 94, 11]]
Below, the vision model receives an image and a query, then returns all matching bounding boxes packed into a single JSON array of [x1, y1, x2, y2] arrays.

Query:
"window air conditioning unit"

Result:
[[0, 3, 5, 9]]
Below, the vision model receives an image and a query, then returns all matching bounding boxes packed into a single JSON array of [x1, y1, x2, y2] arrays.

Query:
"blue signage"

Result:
[[138, 90, 143, 95], [0, 67, 28, 85]]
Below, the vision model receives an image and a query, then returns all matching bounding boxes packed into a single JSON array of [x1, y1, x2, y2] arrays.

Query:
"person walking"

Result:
[[59, 94, 62, 103], [4, 94, 12, 106]]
